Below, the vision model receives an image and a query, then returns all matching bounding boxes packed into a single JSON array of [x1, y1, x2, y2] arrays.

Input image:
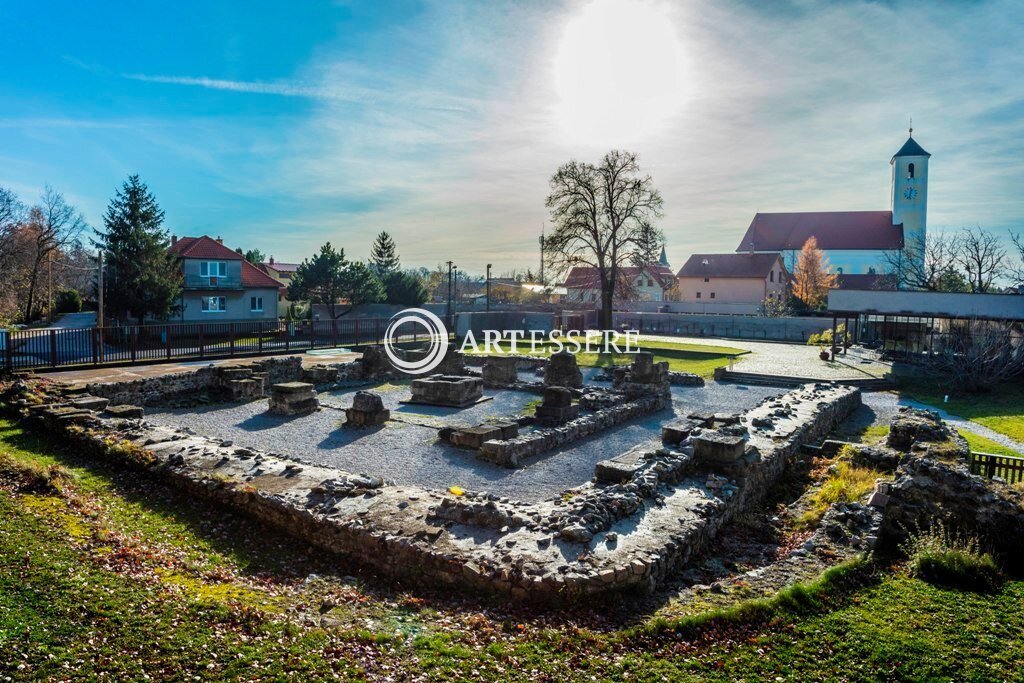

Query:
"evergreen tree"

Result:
[[94, 175, 181, 323], [340, 261, 386, 312], [289, 242, 348, 319], [384, 270, 429, 306], [244, 248, 266, 264], [629, 221, 665, 267], [369, 231, 400, 277]]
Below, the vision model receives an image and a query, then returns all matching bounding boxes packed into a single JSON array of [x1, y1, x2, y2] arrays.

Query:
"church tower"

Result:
[[891, 127, 930, 254]]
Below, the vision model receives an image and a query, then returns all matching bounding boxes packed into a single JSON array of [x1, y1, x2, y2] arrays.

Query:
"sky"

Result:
[[2, 0, 1023, 274]]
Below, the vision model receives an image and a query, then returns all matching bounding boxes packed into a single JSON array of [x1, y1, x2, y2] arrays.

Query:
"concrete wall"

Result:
[[613, 311, 834, 342]]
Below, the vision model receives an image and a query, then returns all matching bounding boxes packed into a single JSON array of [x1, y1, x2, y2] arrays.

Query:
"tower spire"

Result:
[[909, 117, 913, 137]]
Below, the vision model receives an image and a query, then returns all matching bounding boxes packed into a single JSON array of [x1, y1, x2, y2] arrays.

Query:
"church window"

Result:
[[703, 276, 709, 283], [908, 163, 915, 179], [696, 292, 701, 299]]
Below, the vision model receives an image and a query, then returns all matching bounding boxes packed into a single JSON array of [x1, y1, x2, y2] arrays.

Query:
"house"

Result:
[[676, 253, 787, 305], [563, 265, 676, 304], [735, 130, 929, 277], [169, 235, 282, 322], [256, 256, 302, 316]]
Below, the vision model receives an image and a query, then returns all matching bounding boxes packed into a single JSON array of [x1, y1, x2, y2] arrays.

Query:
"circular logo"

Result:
[[382, 308, 449, 375]]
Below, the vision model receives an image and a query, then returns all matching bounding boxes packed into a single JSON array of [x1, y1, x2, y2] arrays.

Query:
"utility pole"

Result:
[[445, 260, 454, 322], [47, 253, 53, 323], [97, 251, 104, 329], [486, 263, 492, 312]]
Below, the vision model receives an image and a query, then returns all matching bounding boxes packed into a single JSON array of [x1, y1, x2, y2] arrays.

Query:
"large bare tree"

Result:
[[22, 187, 87, 321], [1010, 232, 1024, 288], [882, 231, 968, 292], [0, 187, 25, 274], [954, 226, 1007, 293], [934, 319, 1024, 392], [544, 150, 663, 329]]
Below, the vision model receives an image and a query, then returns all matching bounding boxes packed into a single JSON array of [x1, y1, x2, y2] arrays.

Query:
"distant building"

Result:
[[735, 131, 930, 276], [563, 265, 675, 304], [256, 256, 302, 316], [169, 235, 282, 322], [676, 253, 787, 305]]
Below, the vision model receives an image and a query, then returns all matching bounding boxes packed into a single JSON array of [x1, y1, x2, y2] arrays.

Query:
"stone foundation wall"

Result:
[[2, 376, 862, 601]]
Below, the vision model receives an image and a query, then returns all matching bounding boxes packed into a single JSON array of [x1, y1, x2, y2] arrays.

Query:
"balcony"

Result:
[[184, 275, 243, 290]]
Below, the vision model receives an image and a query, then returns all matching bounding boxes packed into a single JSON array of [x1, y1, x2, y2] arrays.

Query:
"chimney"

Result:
[[269, 256, 275, 265], [215, 236, 223, 244], [171, 235, 177, 245]]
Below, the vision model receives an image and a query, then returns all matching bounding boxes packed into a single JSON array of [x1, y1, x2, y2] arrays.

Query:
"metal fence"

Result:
[[2, 317, 442, 371], [969, 450, 1024, 485]]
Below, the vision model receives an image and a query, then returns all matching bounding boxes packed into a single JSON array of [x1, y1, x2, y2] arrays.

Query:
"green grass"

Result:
[[466, 337, 747, 378], [904, 523, 1004, 592], [2, 418, 1024, 680], [899, 378, 1024, 443], [960, 431, 1024, 458], [796, 453, 885, 528]]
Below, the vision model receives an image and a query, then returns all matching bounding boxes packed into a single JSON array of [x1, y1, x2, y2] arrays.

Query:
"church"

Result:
[[734, 130, 930, 282]]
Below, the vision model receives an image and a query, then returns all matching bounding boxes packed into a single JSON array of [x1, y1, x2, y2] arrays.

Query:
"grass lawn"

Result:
[[898, 378, 1024, 444], [960, 431, 1024, 458], [2, 418, 1024, 680], [466, 337, 748, 378]]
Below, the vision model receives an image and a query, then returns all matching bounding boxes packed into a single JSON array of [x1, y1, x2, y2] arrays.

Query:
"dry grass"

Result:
[[797, 448, 883, 528]]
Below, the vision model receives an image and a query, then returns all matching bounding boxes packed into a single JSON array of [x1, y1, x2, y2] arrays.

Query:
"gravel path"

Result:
[[145, 376, 783, 502]]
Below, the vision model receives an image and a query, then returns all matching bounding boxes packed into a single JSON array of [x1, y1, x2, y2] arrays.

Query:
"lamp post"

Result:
[[486, 263, 492, 312]]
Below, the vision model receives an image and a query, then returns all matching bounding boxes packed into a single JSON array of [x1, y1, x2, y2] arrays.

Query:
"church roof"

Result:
[[892, 136, 930, 159], [658, 245, 669, 267], [678, 253, 784, 279], [735, 211, 904, 253]]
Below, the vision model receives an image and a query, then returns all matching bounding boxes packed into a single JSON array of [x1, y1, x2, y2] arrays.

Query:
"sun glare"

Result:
[[553, 0, 689, 146]]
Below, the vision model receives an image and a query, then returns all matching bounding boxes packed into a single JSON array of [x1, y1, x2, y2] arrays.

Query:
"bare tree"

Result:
[[0, 187, 26, 273], [954, 227, 1007, 293], [934, 319, 1024, 392], [1010, 232, 1024, 288], [882, 231, 968, 292], [544, 150, 663, 329], [22, 187, 87, 321]]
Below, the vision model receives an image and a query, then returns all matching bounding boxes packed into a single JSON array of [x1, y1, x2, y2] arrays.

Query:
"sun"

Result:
[[553, 0, 690, 146]]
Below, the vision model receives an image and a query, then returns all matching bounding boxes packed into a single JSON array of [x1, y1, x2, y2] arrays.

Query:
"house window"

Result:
[[908, 163, 915, 179], [200, 261, 227, 278], [769, 271, 774, 282], [696, 292, 701, 299], [703, 277, 709, 283], [710, 292, 716, 299], [201, 296, 226, 313], [647, 278, 654, 287], [250, 296, 263, 312]]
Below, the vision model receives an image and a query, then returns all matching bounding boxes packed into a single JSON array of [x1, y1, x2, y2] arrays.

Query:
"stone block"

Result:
[[544, 350, 582, 388], [693, 432, 746, 465], [451, 425, 504, 449], [303, 366, 340, 384], [71, 395, 109, 412], [408, 375, 484, 408], [594, 445, 646, 482], [104, 404, 145, 419], [481, 356, 519, 385], [542, 386, 573, 407], [662, 418, 700, 444], [535, 403, 580, 425], [344, 390, 389, 427], [269, 382, 319, 416]]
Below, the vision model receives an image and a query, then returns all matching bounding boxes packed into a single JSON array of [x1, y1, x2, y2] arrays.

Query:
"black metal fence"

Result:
[[969, 450, 1024, 485], [2, 318, 443, 372]]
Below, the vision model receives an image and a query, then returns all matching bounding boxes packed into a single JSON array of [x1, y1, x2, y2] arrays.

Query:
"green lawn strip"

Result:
[[960, 431, 1024, 458], [898, 379, 1024, 443]]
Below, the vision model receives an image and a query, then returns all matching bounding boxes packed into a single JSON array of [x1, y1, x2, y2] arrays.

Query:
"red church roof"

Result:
[[735, 211, 904, 252]]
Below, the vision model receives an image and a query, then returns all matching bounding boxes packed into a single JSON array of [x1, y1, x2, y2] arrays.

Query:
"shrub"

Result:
[[797, 449, 882, 528], [903, 521, 1003, 592], [806, 323, 848, 348], [54, 289, 83, 314]]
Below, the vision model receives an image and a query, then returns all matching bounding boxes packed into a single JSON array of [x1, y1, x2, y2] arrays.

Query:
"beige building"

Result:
[[676, 253, 787, 306], [256, 257, 301, 317]]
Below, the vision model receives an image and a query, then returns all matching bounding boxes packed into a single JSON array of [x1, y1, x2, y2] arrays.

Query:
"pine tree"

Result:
[[792, 236, 837, 310], [369, 231, 400, 277], [289, 243, 348, 319], [94, 175, 181, 323]]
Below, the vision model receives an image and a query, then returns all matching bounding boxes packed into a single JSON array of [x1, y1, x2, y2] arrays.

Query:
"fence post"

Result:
[[284, 324, 289, 353], [259, 324, 264, 354], [198, 324, 205, 359], [49, 330, 57, 368], [130, 326, 137, 363], [165, 325, 172, 360], [91, 328, 99, 366], [331, 320, 337, 348], [311, 320, 317, 350], [4, 331, 12, 371], [229, 323, 235, 356], [355, 320, 361, 347], [376, 319, 382, 344]]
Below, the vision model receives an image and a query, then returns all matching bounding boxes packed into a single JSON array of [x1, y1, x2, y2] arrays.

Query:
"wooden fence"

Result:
[[969, 450, 1024, 485]]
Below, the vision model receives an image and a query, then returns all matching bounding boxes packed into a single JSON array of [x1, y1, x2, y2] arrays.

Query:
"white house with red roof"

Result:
[[735, 131, 929, 277], [168, 235, 282, 322], [563, 264, 676, 304], [255, 256, 302, 317]]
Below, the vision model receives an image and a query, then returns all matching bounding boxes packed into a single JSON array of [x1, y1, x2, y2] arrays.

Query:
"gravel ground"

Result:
[[145, 375, 783, 502]]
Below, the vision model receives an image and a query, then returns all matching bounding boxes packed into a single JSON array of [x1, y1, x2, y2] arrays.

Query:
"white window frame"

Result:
[[250, 296, 263, 312], [199, 261, 227, 278], [201, 296, 227, 313]]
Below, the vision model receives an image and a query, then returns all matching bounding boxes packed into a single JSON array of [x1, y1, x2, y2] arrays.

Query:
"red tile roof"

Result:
[[259, 261, 301, 274], [735, 211, 903, 252], [168, 235, 244, 260], [677, 253, 784, 279], [563, 265, 675, 289], [169, 235, 281, 289]]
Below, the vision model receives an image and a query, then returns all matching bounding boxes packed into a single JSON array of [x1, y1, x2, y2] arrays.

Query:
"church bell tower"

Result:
[[891, 126, 930, 254]]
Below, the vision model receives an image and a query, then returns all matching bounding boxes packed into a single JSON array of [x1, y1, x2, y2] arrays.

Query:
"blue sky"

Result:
[[2, 0, 1023, 273]]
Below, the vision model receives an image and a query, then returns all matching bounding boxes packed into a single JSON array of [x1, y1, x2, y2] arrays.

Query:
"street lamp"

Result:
[[486, 263, 492, 312]]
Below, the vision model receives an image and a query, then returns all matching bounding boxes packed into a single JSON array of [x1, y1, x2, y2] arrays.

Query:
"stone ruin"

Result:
[[407, 375, 485, 408], [544, 350, 582, 388], [268, 381, 319, 416], [533, 386, 580, 426], [612, 352, 670, 399], [344, 391, 390, 427], [481, 356, 519, 386], [444, 421, 520, 449]]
